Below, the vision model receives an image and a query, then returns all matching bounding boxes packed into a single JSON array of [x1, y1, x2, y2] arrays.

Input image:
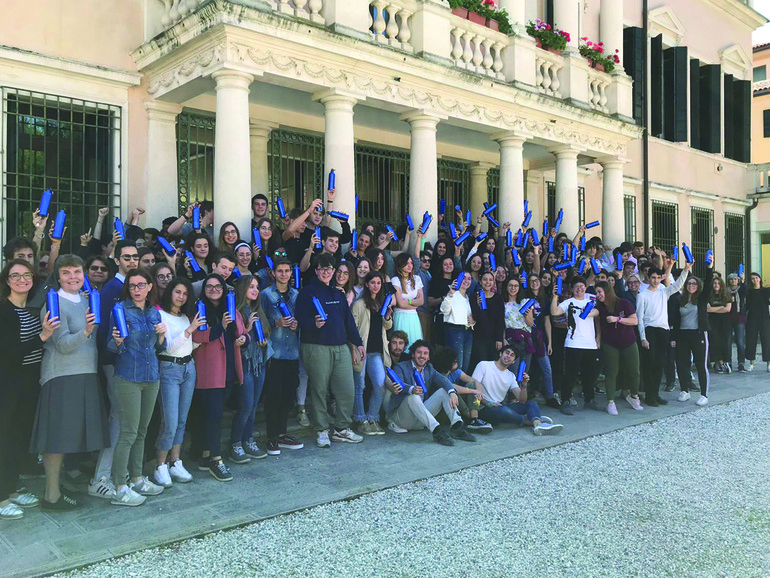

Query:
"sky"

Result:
[[753, 0, 770, 45]]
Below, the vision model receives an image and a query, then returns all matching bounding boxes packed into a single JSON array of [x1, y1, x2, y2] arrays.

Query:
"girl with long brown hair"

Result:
[[707, 275, 732, 373]]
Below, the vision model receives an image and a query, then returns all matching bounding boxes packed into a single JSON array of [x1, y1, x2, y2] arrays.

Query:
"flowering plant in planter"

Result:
[[525, 19, 569, 53], [447, 0, 513, 34], [579, 37, 620, 73]]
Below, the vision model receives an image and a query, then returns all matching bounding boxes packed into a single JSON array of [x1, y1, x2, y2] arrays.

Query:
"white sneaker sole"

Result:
[[331, 435, 363, 444], [111, 497, 145, 507], [153, 477, 173, 489], [88, 488, 117, 500], [534, 424, 564, 436], [169, 475, 192, 484]]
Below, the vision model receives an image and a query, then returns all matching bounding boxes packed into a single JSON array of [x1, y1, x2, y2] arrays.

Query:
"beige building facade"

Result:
[[752, 41, 770, 278], [0, 0, 764, 276]]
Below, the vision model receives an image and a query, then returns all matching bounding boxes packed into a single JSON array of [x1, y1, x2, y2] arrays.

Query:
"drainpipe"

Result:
[[746, 198, 759, 272], [642, 0, 650, 246]]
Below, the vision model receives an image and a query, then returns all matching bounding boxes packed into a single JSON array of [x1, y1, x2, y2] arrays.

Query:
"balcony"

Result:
[[142, 0, 633, 121], [756, 162, 770, 194]]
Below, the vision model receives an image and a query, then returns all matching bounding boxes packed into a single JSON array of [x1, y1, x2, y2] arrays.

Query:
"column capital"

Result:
[[549, 145, 584, 159], [249, 119, 279, 138], [469, 162, 496, 176], [211, 69, 255, 90], [312, 88, 364, 109], [400, 109, 447, 128], [491, 131, 531, 146], [144, 100, 182, 119], [596, 155, 629, 168]]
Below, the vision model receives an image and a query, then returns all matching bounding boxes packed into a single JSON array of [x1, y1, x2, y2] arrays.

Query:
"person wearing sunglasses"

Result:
[[106, 270, 167, 506], [85, 256, 112, 292], [90, 240, 139, 502]]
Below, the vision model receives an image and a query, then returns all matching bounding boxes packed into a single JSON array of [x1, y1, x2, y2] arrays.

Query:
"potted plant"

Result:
[[578, 37, 620, 73], [525, 19, 569, 54], [447, 0, 513, 35]]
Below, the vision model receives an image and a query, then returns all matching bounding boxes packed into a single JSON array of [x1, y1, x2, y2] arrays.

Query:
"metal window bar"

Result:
[[624, 194, 637, 242], [2, 87, 122, 255], [177, 111, 215, 214], [578, 186, 585, 227], [690, 207, 714, 279], [268, 129, 324, 218], [437, 160, 470, 226], [724, 213, 745, 276], [487, 167, 500, 209], [354, 143, 410, 227], [546, 181, 556, 225], [651, 200, 679, 254]]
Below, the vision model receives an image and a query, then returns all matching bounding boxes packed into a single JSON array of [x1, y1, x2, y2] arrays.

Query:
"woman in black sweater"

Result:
[[0, 260, 59, 520], [469, 271, 505, 369], [745, 272, 770, 372]]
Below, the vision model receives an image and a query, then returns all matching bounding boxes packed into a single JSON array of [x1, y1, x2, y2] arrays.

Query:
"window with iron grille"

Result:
[[438, 159, 469, 218], [724, 213, 745, 275], [355, 143, 409, 226], [691, 207, 714, 278], [545, 181, 584, 229], [177, 112, 214, 214], [268, 129, 324, 217], [2, 87, 122, 255], [624, 195, 637, 242], [487, 167, 499, 209], [651, 200, 678, 252]]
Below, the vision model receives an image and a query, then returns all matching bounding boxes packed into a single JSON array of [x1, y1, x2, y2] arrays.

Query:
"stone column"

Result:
[[600, 0, 623, 69], [249, 120, 277, 201], [469, 163, 493, 231], [212, 69, 254, 236], [313, 89, 359, 229], [598, 157, 627, 248], [553, 0, 580, 51], [493, 132, 528, 230], [401, 111, 444, 243], [498, 0, 525, 32], [144, 100, 182, 222], [550, 145, 582, 235], [525, 170, 543, 225]]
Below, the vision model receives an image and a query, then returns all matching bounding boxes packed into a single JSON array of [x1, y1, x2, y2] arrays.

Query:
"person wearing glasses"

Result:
[[334, 262, 356, 306], [192, 274, 249, 481], [217, 222, 241, 253], [150, 263, 175, 301], [0, 260, 59, 520], [106, 270, 167, 506], [234, 241, 256, 278], [85, 256, 112, 292], [90, 240, 139, 502], [32, 255, 108, 511], [296, 253, 364, 448]]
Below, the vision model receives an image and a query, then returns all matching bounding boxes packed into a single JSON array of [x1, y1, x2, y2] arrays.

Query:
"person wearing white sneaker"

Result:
[[156, 279, 204, 488], [744, 273, 770, 372], [696, 395, 708, 406], [88, 476, 117, 500], [670, 261, 713, 407], [168, 460, 193, 483], [316, 430, 331, 448]]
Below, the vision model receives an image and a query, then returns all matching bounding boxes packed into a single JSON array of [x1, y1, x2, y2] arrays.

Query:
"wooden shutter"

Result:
[[651, 35, 664, 138], [623, 27, 645, 126], [690, 59, 701, 150], [663, 46, 688, 142], [764, 109, 770, 138], [733, 80, 751, 162], [723, 74, 734, 159], [699, 64, 721, 154]]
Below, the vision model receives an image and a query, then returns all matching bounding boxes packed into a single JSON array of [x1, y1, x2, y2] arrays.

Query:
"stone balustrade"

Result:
[[156, 0, 204, 28], [447, 12, 508, 79], [535, 48, 564, 98], [587, 67, 610, 113], [369, 0, 418, 52], [274, 0, 325, 23]]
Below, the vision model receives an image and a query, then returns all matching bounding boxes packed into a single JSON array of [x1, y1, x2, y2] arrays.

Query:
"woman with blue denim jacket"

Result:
[[152, 278, 205, 489], [107, 270, 167, 507], [229, 275, 271, 463]]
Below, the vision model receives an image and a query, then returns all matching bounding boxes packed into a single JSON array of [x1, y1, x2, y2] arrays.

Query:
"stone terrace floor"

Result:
[[2, 368, 769, 577]]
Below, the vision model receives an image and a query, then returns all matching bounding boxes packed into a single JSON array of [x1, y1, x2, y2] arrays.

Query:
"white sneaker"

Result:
[[569, 397, 578, 406], [331, 428, 363, 444], [678, 391, 691, 402], [0, 503, 24, 520], [316, 430, 331, 448], [153, 464, 172, 488], [111, 486, 146, 507], [533, 422, 564, 436], [747, 362, 754, 372], [607, 402, 618, 416], [388, 421, 408, 434], [696, 395, 709, 406], [625, 395, 643, 411], [169, 460, 193, 483], [88, 476, 117, 500], [538, 416, 554, 424], [130, 476, 164, 496]]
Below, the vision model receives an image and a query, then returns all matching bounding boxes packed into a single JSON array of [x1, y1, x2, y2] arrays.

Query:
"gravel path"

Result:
[[60, 393, 770, 578]]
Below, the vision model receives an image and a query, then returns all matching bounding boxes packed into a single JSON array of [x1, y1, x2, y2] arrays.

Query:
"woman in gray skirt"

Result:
[[32, 254, 109, 511]]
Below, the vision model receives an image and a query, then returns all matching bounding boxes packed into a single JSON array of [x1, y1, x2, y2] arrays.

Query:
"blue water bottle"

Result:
[[192, 205, 201, 230], [197, 300, 207, 331], [46, 288, 60, 321], [52, 210, 67, 239], [312, 297, 327, 321], [38, 189, 53, 217], [226, 291, 237, 322], [185, 250, 202, 273], [479, 292, 488, 311], [89, 290, 101, 324], [114, 217, 125, 241], [328, 169, 336, 191], [314, 227, 322, 250], [113, 303, 129, 338], [276, 197, 287, 219]]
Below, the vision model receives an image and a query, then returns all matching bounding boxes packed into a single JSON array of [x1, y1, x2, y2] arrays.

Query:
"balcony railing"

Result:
[[147, 0, 633, 120], [756, 163, 770, 193]]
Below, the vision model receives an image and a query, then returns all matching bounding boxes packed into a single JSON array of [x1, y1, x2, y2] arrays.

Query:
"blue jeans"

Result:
[[729, 323, 746, 366], [156, 360, 196, 451], [444, 326, 473, 373], [533, 354, 554, 398], [353, 353, 387, 423], [230, 359, 266, 445], [479, 400, 540, 426]]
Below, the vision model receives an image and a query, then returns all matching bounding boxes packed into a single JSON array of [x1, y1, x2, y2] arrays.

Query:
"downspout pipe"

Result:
[[642, 0, 650, 246]]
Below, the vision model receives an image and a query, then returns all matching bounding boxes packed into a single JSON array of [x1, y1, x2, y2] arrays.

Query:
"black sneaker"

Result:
[[663, 383, 676, 392], [432, 426, 454, 446], [41, 493, 80, 511], [450, 422, 477, 442], [197, 456, 212, 471], [560, 403, 574, 416], [466, 418, 493, 433], [646, 397, 659, 407], [277, 435, 304, 450], [266, 440, 281, 456], [738, 364, 747, 373], [209, 460, 233, 482], [656, 397, 669, 405], [546, 397, 561, 409], [229, 444, 251, 464]]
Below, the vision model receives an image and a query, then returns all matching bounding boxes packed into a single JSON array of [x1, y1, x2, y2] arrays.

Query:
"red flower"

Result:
[[598, 42, 604, 46], [581, 37, 588, 41], [546, 24, 551, 30], [615, 49, 620, 53], [613, 55, 620, 63]]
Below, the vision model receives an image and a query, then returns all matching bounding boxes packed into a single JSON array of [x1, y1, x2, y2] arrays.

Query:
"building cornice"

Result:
[[133, 5, 641, 157], [702, 0, 768, 29], [0, 44, 142, 88]]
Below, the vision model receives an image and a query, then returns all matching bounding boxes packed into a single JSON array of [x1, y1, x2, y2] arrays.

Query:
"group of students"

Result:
[[1, 190, 767, 521]]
